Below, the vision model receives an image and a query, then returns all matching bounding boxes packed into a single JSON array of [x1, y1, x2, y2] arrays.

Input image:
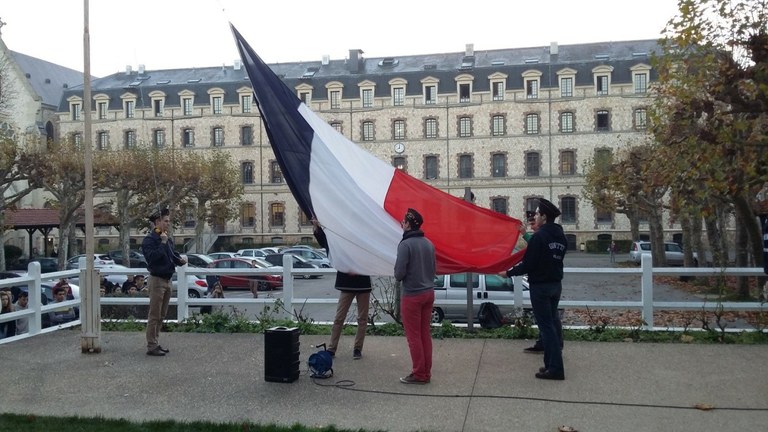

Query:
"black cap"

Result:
[[537, 198, 561, 220], [405, 208, 424, 229]]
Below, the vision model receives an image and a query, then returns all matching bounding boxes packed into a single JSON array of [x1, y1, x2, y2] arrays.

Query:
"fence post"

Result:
[[177, 265, 188, 321], [282, 254, 294, 319], [27, 261, 42, 335], [641, 254, 654, 329]]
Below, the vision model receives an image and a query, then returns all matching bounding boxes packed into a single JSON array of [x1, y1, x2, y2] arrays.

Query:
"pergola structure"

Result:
[[2, 208, 120, 256]]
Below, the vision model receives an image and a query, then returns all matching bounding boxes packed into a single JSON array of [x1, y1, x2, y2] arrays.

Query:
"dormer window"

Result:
[[592, 65, 614, 96]]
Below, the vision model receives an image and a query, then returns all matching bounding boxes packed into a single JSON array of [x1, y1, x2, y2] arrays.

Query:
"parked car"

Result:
[[66, 254, 115, 270], [431, 273, 529, 324], [629, 241, 698, 266], [208, 252, 240, 260], [107, 249, 147, 268], [281, 248, 332, 268], [263, 253, 321, 278], [9, 257, 59, 273], [185, 253, 215, 268], [258, 247, 283, 255], [236, 248, 268, 259], [211, 258, 283, 291], [171, 274, 208, 298]]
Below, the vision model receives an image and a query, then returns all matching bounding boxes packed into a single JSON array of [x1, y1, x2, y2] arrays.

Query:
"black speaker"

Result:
[[264, 326, 300, 383]]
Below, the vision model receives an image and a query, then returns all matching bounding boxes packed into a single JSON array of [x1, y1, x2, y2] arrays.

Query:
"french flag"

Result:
[[231, 25, 524, 276]]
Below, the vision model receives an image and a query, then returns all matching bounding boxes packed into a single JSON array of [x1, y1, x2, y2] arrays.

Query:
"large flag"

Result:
[[231, 25, 525, 276]]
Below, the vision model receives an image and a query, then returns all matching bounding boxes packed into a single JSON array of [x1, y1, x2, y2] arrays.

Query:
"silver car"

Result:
[[432, 273, 529, 323], [629, 241, 698, 266]]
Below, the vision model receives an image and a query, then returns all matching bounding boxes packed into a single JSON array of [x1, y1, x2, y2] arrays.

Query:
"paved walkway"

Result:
[[2, 330, 767, 431]]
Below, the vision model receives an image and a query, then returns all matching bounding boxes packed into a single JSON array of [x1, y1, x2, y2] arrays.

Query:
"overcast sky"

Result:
[[1, 0, 680, 77]]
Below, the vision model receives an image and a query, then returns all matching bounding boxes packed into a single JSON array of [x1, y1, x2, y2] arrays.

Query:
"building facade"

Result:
[[56, 39, 665, 251]]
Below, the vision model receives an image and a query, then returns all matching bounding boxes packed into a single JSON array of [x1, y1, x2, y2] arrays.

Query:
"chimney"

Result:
[[234, 59, 242, 70], [550, 41, 559, 62], [465, 43, 474, 57], [125, 65, 132, 75], [322, 55, 330, 65], [138, 64, 145, 74], [348, 49, 364, 73]]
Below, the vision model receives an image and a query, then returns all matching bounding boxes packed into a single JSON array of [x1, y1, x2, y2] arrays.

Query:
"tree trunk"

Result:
[[648, 206, 666, 267], [195, 200, 207, 254]]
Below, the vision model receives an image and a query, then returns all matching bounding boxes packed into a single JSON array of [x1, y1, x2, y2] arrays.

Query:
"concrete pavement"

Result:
[[1, 330, 767, 431]]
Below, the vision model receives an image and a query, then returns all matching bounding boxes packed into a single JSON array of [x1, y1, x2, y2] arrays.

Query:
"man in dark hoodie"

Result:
[[506, 198, 567, 380], [312, 218, 372, 360]]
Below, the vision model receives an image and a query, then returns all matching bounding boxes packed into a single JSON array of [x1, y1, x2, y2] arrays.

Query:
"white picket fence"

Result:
[[1, 254, 765, 345]]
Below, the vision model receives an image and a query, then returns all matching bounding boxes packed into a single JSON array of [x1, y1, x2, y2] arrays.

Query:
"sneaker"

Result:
[[353, 349, 362, 360], [158, 346, 170, 353], [523, 344, 545, 354], [399, 373, 429, 385], [146, 347, 166, 356], [535, 369, 565, 380]]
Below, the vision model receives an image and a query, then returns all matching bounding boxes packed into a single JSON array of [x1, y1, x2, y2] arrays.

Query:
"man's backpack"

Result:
[[478, 302, 504, 329]]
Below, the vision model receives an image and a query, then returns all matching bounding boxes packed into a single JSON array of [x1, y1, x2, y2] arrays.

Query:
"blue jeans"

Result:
[[530, 281, 564, 375]]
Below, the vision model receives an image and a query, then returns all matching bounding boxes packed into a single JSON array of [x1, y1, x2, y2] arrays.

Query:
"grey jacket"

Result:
[[394, 229, 436, 296]]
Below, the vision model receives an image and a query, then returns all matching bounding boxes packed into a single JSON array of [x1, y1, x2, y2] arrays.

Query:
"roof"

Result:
[[10, 51, 87, 108], [3, 208, 119, 229], [58, 39, 661, 111]]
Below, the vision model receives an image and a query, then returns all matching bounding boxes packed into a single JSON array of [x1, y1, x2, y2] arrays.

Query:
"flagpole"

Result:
[[80, 0, 101, 353]]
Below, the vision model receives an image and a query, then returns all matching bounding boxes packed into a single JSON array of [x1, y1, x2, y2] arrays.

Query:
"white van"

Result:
[[431, 273, 529, 323]]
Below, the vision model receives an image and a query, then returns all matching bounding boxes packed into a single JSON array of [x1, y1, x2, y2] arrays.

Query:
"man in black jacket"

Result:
[[506, 198, 567, 380], [142, 208, 186, 356], [313, 219, 372, 359]]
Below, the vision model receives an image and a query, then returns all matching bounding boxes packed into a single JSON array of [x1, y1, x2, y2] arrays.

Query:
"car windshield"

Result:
[[252, 258, 273, 268]]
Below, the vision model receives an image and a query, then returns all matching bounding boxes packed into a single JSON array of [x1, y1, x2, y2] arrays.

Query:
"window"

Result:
[[525, 79, 539, 99], [560, 112, 574, 133], [560, 197, 576, 223], [492, 81, 505, 101], [124, 130, 136, 149], [330, 90, 341, 109], [97, 102, 108, 119], [459, 117, 472, 137], [492, 198, 508, 215], [241, 94, 252, 113], [299, 212, 312, 226], [212, 96, 223, 114], [182, 97, 193, 116], [183, 207, 196, 228], [526, 152, 540, 177], [392, 87, 404, 106], [270, 161, 283, 183], [596, 110, 610, 131], [270, 203, 285, 227], [182, 128, 194, 147], [299, 92, 310, 105], [459, 83, 471, 103], [424, 155, 438, 179], [492, 153, 506, 177], [362, 121, 374, 141], [72, 133, 82, 148], [560, 77, 573, 97], [458, 154, 473, 178], [97, 131, 108, 150], [124, 100, 135, 118], [71, 103, 82, 121], [393, 120, 405, 140], [525, 113, 539, 134], [241, 162, 254, 184], [331, 122, 343, 133], [425, 118, 438, 138], [634, 108, 647, 129], [560, 150, 576, 175], [424, 85, 436, 104], [596, 75, 609, 95], [596, 206, 612, 223], [241, 203, 255, 227], [153, 99, 164, 117], [241, 126, 253, 145], [362, 89, 373, 108], [153, 129, 165, 149], [491, 115, 505, 136], [393, 156, 406, 171], [212, 127, 224, 146], [634, 73, 648, 94]]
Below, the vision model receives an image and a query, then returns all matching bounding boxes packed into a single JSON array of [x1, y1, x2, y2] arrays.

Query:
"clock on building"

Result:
[[394, 143, 405, 154]]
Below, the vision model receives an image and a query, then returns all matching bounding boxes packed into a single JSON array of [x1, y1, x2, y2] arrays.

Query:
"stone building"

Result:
[[0, 34, 85, 256], [56, 39, 663, 251]]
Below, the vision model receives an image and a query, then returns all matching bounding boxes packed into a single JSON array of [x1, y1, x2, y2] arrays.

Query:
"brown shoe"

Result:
[[146, 347, 166, 356]]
